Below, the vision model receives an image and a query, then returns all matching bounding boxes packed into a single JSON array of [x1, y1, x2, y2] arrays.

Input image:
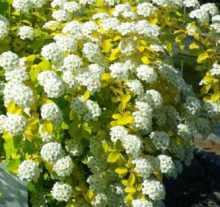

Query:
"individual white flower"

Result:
[[41, 43, 63, 63], [17, 26, 35, 40], [132, 199, 153, 207], [0, 51, 19, 71], [150, 131, 170, 151], [52, 10, 70, 22], [54, 34, 78, 53], [133, 157, 153, 178], [12, 0, 33, 13], [125, 80, 144, 95], [40, 142, 65, 163], [109, 63, 130, 81], [18, 160, 40, 182], [137, 3, 156, 17], [51, 182, 72, 202], [158, 155, 174, 174], [183, 0, 199, 8], [4, 114, 27, 136], [142, 179, 165, 200], [53, 156, 74, 177], [136, 65, 158, 84], [3, 81, 34, 108], [65, 138, 83, 156], [41, 103, 63, 126]]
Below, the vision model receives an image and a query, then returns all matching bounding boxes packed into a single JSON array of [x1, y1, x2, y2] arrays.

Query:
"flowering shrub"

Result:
[[0, 0, 220, 206]]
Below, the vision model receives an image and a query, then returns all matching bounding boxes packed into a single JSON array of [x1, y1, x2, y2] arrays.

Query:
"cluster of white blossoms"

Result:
[[0, 14, 9, 40], [1, 0, 218, 206], [51, 182, 72, 202], [18, 160, 40, 182], [17, 26, 35, 40]]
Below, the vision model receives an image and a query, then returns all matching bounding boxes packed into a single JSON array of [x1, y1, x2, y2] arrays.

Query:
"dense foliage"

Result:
[[0, 0, 220, 207]]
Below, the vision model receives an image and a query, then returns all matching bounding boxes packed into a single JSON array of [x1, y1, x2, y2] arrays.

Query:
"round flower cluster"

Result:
[[0, 14, 9, 40], [53, 156, 74, 178], [3, 81, 34, 108], [51, 182, 72, 202], [12, 0, 46, 13], [41, 103, 63, 126], [0, 51, 19, 70], [150, 131, 170, 151], [65, 138, 83, 156], [133, 157, 153, 178], [158, 155, 174, 174], [17, 26, 35, 40], [4, 114, 27, 136], [40, 142, 64, 163], [132, 199, 153, 207], [18, 160, 40, 182]]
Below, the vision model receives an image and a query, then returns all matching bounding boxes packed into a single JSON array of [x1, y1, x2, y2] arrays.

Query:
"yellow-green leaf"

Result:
[[201, 84, 211, 94], [211, 92, 220, 102], [107, 152, 121, 163], [103, 39, 111, 53], [166, 42, 173, 52], [44, 121, 53, 134], [109, 47, 120, 61], [124, 187, 136, 193], [84, 91, 90, 101], [117, 114, 134, 125], [115, 167, 128, 175], [127, 173, 136, 186], [197, 52, 209, 63], [189, 42, 200, 50], [141, 56, 150, 64], [7, 102, 15, 114], [86, 189, 95, 201]]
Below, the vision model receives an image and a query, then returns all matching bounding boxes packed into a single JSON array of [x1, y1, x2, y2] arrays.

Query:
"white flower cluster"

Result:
[[38, 71, 65, 98], [126, 80, 144, 95], [150, 131, 170, 151], [3, 81, 34, 108], [18, 160, 40, 182], [41, 43, 63, 63], [17, 26, 35, 40], [51, 182, 72, 202], [0, 15, 9, 40], [110, 63, 130, 81], [13, 0, 46, 13], [184, 96, 201, 117], [87, 173, 107, 193], [158, 155, 174, 174], [53, 156, 74, 177], [70, 96, 101, 121], [0, 51, 19, 70], [183, 0, 199, 8], [142, 179, 165, 200], [40, 142, 64, 163], [4, 114, 27, 136], [136, 65, 158, 84], [132, 199, 153, 207], [133, 157, 153, 178], [41, 103, 63, 126]]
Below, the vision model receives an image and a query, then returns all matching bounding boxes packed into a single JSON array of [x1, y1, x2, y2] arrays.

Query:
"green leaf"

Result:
[[6, 159, 21, 172], [103, 39, 112, 53], [117, 114, 134, 125], [115, 167, 128, 175], [4, 138, 16, 160], [69, 121, 81, 136], [127, 173, 136, 186], [189, 42, 200, 50], [107, 152, 121, 163], [38, 60, 51, 71]]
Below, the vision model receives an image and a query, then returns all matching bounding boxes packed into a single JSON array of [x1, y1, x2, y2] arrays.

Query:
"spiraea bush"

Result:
[[0, 0, 220, 206]]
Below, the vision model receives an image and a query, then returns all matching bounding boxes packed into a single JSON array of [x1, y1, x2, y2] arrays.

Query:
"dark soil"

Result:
[[165, 140, 220, 207]]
